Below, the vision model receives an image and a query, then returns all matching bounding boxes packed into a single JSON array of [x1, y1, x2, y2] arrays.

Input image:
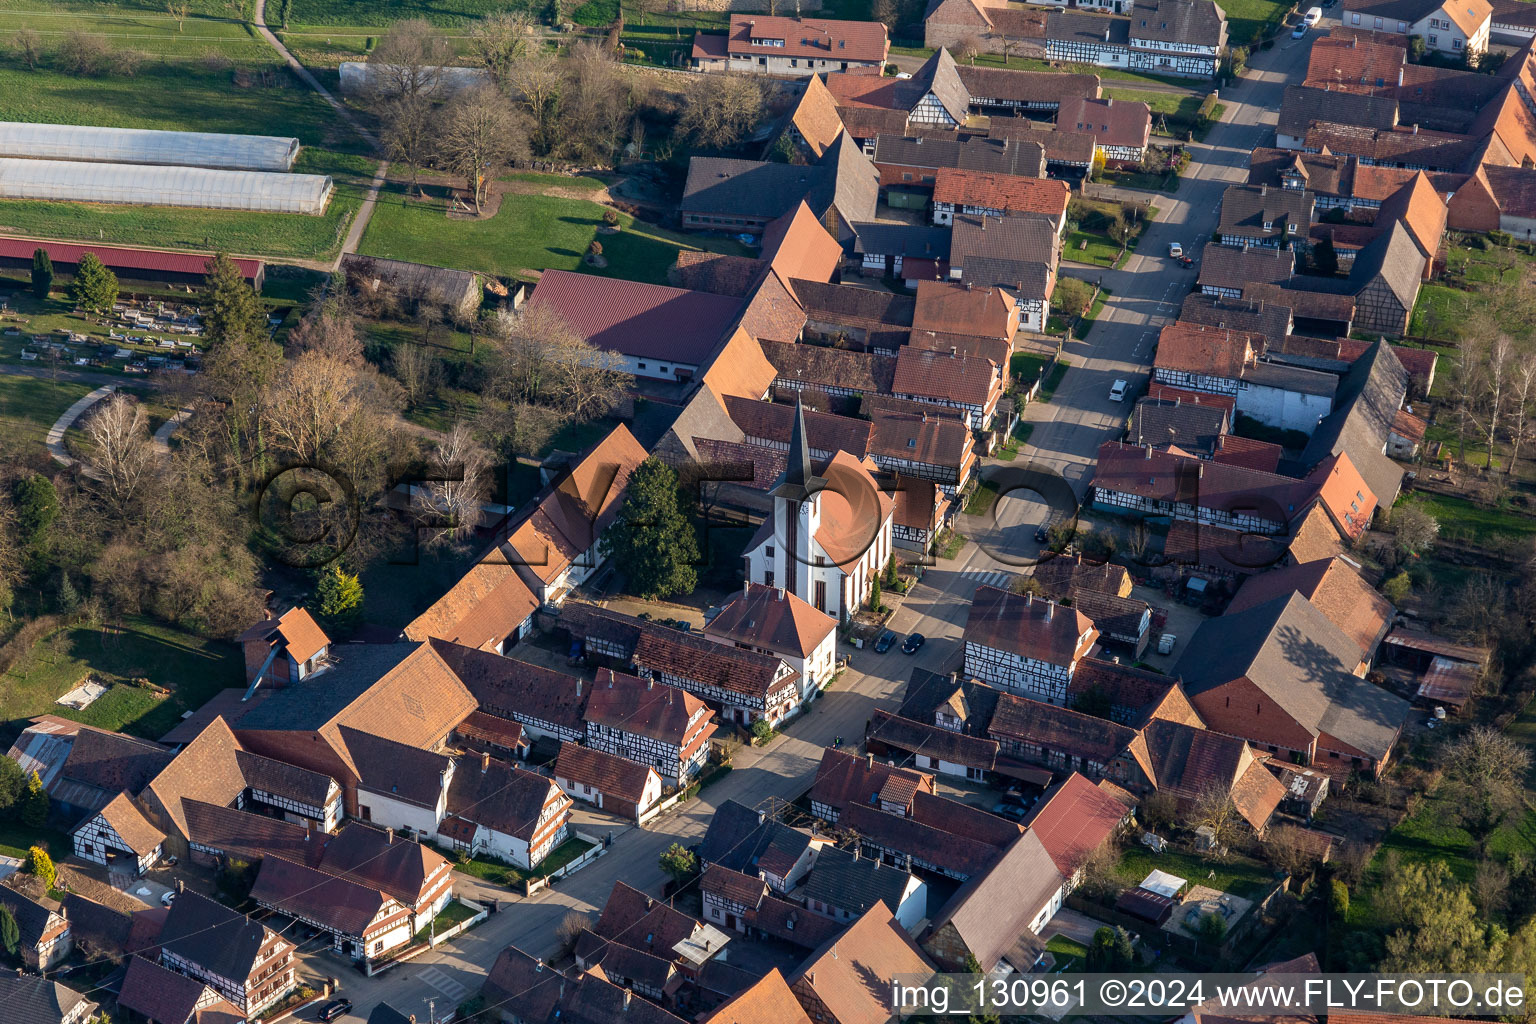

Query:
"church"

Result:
[[741, 398, 894, 623]]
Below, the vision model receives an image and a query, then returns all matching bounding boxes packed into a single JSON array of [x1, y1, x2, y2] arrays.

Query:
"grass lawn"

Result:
[[1103, 89, 1209, 136], [1398, 491, 1536, 546], [1062, 230, 1125, 268], [415, 899, 481, 940], [1115, 845, 1273, 899], [288, 0, 542, 25], [1076, 290, 1110, 339], [1046, 933, 1089, 971], [959, 51, 1201, 89], [0, 615, 244, 740], [359, 182, 749, 284], [934, 528, 965, 559], [0, 376, 93, 447], [0, 2, 271, 61], [1039, 357, 1071, 399], [963, 478, 1000, 516], [1215, 0, 1292, 44], [0, 820, 73, 861], [0, 149, 376, 261]]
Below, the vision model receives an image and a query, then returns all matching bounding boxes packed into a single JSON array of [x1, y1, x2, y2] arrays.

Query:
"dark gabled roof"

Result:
[[232, 641, 418, 732], [1178, 292, 1293, 347], [1300, 335, 1408, 507], [850, 222, 951, 261], [810, 747, 934, 816], [591, 880, 699, 957], [432, 642, 588, 734], [60, 890, 134, 956], [819, 131, 881, 224], [790, 279, 916, 330], [1127, 398, 1228, 455], [1129, 0, 1226, 47], [898, 669, 1002, 733], [483, 946, 567, 1022], [250, 854, 389, 937], [802, 845, 917, 916], [682, 158, 827, 220], [234, 748, 335, 806], [58, 729, 173, 800], [698, 799, 767, 866], [583, 667, 712, 745], [923, 830, 1061, 971], [840, 802, 1001, 877], [0, 883, 61, 950], [316, 820, 449, 907], [559, 973, 689, 1024], [868, 709, 998, 770], [157, 889, 275, 984], [1198, 242, 1294, 294], [581, 932, 679, 995], [0, 970, 95, 1024], [633, 616, 795, 700], [1277, 84, 1399, 139], [762, 339, 898, 393], [1068, 588, 1151, 642], [903, 47, 972, 123], [1218, 185, 1315, 239], [1048, 8, 1131, 44], [447, 757, 565, 841], [957, 66, 1099, 105], [988, 691, 1137, 764], [951, 213, 1057, 266], [871, 134, 1046, 177], [119, 954, 220, 1024], [555, 742, 657, 805], [1347, 220, 1424, 310], [182, 797, 315, 862], [1173, 593, 1410, 759], [1067, 657, 1188, 724], [343, 727, 451, 809]]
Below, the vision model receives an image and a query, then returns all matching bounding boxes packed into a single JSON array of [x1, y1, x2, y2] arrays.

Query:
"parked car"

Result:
[[319, 999, 354, 1022], [1109, 379, 1129, 402], [901, 632, 926, 655], [1168, 242, 1183, 258], [160, 891, 176, 908], [1292, 22, 1308, 37], [874, 629, 897, 653], [1303, 5, 1322, 23], [1034, 522, 1051, 543]]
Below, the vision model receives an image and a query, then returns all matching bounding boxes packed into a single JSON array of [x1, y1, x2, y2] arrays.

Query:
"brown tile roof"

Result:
[[455, 709, 527, 751], [344, 728, 452, 808], [704, 583, 838, 660], [869, 710, 998, 769], [529, 270, 744, 368], [1155, 321, 1260, 379], [1030, 554, 1133, 600], [671, 250, 765, 298], [1162, 518, 1287, 576], [1023, 771, 1131, 876], [949, 213, 1058, 290], [1197, 243, 1294, 296], [434, 642, 587, 735], [840, 802, 1006, 878], [1374, 171, 1447, 261], [891, 476, 946, 531], [989, 692, 1137, 764], [762, 340, 897, 395], [791, 279, 915, 334], [1068, 657, 1195, 725], [1303, 34, 1405, 93], [273, 606, 329, 666], [893, 347, 998, 407], [60, 889, 133, 955], [1210, 434, 1284, 473], [633, 620, 796, 701], [1287, 502, 1347, 565], [59, 729, 173, 799], [788, 75, 847, 161], [788, 903, 936, 1024], [932, 168, 1070, 221], [584, 667, 713, 746], [1057, 95, 1151, 150], [1218, 184, 1315, 242], [316, 821, 450, 908], [703, 328, 781, 403], [95, 793, 164, 857], [987, 118, 1099, 166], [705, 968, 812, 1024], [814, 449, 897, 567], [1146, 381, 1238, 416], [956, 66, 1097, 104], [590, 880, 700, 957], [144, 717, 248, 841], [1228, 556, 1392, 661], [700, 862, 770, 908], [724, 394, 873, 458], [447, 756, 569, 841], [1137, 719, 1283, 831], [181, 798, 314, 862], [555, 742, 657, 804], [911, 279, 1015, 340], [484, 946, 568, 1021], [403, 563, 538, 651], [1392, 407, 1427, 443], [964, 585, 1097, 666], [868, 405, 973, 469], [922, 829, 1060, 971], [250, 854, 392, 937], [809, 747, 933, 817], [723, 14, 888, 63], [120, 954, 236, 1024]]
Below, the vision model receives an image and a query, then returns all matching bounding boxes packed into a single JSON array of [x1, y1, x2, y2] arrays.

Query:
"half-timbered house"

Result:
[[440, 754, 572, 869], [71, 792, 165, 878], [555, 742, 663, 822], [156, 889, 295, 1016], [583, 668, 716, 785], [963, 586, 1098, 704]]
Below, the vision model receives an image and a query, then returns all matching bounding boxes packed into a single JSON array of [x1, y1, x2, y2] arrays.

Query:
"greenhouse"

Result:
[[0, 122, 300, 172], [0, 159, 333, 215]]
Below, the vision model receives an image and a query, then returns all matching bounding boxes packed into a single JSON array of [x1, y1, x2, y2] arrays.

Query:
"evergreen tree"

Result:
[[962, 954, 999, 1024], [26, 845, 55, 891], [658, 843, 697, 885], [1314, 237, 1339, 276], [56, 570, 80, 613], [14, 475, 59, 548], [315, 566, 364, 635], [69, 253, 119, 312], [30, 248, 53, 301], [20, 770, 48, 829], [202, 252, 267, 348], [601, 458, 700, 600], [869, 575, 882, 611], [0, 905, 16, 956]]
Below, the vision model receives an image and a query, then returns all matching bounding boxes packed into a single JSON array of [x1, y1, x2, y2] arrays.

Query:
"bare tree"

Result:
[[437, 85, 531, 213], [1507, 352, 1536, 475], [366, 18, 453, 105], [263, 352, 397, 466], [955, 35, 981, 64], [1264, 824, 1323, 883], [167, 1, 190, 31], [1190, 785, 1244, 853], [1388, 504, 1439, 555], [286, 303, 364, 366], [379, 94, 438, 197], [1140, 790, 1179, 833], [390, 341, 442, 410], [413, 423, 492, 543], [557, 41, 633, 165], [507, 48, 565, 154], [488, 304, 629, 421], [1473, 858, 1510, 917], [12, 28, 42, 69], [81, 394, 156, 517], [57, 32, 112, 76], [1478, 334, 1513, 469], [674, 74, 763, 149], [468, 11, 533, 86], [629, 0, 663, 25]]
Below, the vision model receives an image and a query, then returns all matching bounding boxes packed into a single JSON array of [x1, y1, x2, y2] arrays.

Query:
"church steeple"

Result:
[[772, 394, 825, 501]]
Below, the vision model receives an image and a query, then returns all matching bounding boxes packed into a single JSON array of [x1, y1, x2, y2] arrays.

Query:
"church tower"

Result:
[[769, 396, 824, 603]]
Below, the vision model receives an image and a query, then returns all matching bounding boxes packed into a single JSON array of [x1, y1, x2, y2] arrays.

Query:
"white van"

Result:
[[1304, 6, 1322, 24]]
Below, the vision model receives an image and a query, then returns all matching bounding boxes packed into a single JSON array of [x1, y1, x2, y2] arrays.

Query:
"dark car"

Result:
[[874, 629, 897, 653], [1034, 523, 1051, 543], [319, 999, 353, 1022], [901, 633, 926, 655]]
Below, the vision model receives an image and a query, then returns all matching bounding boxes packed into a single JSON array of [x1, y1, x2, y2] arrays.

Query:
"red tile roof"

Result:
[[912, 279, 1016, 340], [724, 14, 889, 64], [704, 968, 812, 1024], [964, 585, 1097, 666], [809, 747, 933, 816], [1023, 772, 1130, 876], [788, 904, 935, 1024], [704, 583, 837, 659], [1303, 35, 1405, 93], [932, 168, 1070, 220], [584, 667, 713, 747], [892, 347, 999, 407], [1210, 434, 1284, 473], [555, 741, 658, 804], [1056, 95, 1151, 150], [0, 237, 261, 280], [1154, 322, 1259, 379], [528, 270, 743, 367]]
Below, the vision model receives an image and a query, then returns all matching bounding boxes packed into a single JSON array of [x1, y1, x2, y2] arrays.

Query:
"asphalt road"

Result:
[[1018, 28, 1317, 498], [312, 32, 1323, 1022]]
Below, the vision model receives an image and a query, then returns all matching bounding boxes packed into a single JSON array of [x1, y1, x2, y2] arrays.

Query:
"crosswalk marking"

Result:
[[961, 567, 1013, 589], [418, 966, 469, 1001]]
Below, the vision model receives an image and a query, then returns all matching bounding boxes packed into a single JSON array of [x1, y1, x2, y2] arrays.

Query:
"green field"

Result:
[[0, 615, 244, 740], [1398, 491, 1536, 545], [1215, 0, 1292, 44], [0, 149, 376, 260], [0, 1, 273, 61], [358, 182, 749, 284], [0, 375, 94, 446], [1115, 846, 1273, 899], [287, 0, 539, 26]]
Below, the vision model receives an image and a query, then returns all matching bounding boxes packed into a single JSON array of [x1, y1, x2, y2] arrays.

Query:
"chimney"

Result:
[[1145, 444, 1153, 460], [175, 879, 185, 894], [1106, 96, 1112, 107], [647, 678, 654, 690], [623, 990, 633, 1011], [1045, 599, 1054, 621], [386, 827, 394, 845], [1104, 26, 1111, 39], [866, 752, 873, 768], [304, 820, 312, 842], [482, 751, 491, 773], [576, 678, 582, 697], [1413, 123, 1419, 134], [1025, 591, 1033, 605]]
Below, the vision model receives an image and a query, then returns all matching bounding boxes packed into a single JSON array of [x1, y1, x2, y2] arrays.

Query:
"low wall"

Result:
[[429, 897, 491, 948]]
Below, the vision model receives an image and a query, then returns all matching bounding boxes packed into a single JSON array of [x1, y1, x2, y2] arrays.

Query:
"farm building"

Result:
[[0, 159, 332, 215], [0, 238, 265, 290], [0, 121, 300, 172], [340, 254, 481, 319]]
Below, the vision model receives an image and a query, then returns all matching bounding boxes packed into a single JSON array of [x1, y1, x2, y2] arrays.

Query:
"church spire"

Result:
[[772, 394, 825, 501]]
